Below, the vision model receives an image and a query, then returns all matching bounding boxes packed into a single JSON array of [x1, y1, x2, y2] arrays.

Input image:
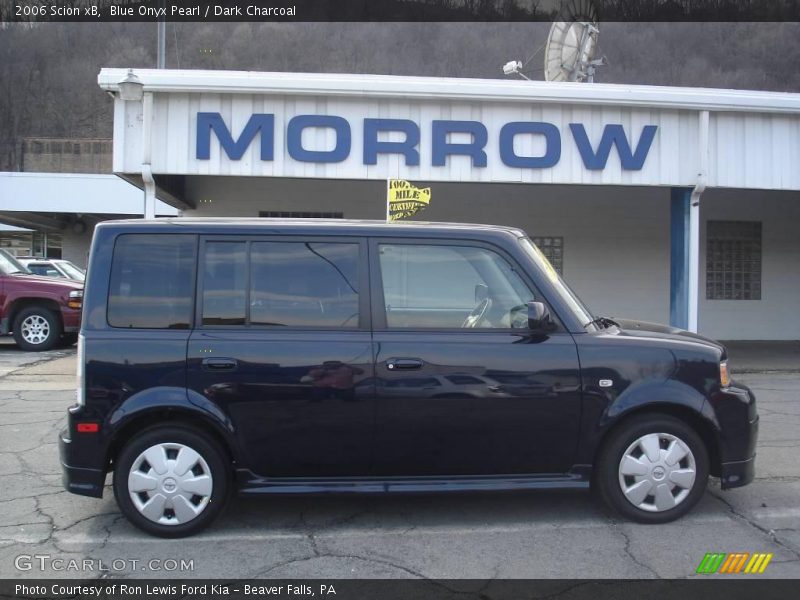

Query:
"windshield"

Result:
[[0, 250, 31, 275], [57, 261, 86, 281], [519, 237, 593, 326]]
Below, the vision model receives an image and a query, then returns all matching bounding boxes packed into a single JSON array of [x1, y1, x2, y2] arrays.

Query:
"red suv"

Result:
[[0, 249, 83, 351]]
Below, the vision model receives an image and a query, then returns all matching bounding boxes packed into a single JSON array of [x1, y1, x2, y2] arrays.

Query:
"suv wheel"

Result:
[[113, 426, 230, 538], [596, 414, 709, 523], [12, 306, 62, 351]]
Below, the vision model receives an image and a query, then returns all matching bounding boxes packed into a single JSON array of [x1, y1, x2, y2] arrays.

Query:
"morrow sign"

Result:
[[196, 113, 659, 171]]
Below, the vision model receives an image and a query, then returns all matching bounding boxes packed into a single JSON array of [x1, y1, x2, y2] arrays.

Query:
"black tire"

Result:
[[12, 306, 62, 351], [59, 332, 79, 347], [113, 425, 230, 538], [595, 413, 709, 524]]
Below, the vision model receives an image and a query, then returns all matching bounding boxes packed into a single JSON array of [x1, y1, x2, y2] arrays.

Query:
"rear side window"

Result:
[[108, 234, 196, 329], [201, 240, 360, 328]]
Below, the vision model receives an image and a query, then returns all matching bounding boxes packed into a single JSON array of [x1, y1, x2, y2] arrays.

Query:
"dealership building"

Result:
[[8, 67, 800, 341]]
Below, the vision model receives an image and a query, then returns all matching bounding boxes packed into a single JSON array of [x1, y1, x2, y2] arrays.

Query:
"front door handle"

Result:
[[202, 357, 238, 371], [386, 358, 423, 371]]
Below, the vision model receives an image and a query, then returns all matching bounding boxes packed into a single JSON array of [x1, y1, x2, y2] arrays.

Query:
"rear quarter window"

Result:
[[107, 234, 196, 329]]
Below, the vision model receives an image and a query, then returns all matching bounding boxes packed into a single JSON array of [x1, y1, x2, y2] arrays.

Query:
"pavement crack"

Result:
[[609, 520, 660, 578], [707, 489, 800, 560]]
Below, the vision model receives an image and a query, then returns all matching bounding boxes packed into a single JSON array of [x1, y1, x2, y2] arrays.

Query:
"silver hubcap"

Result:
[[21, 315, 50, 345], [128, 443, 213, 526], [618, 432, 696, 513]]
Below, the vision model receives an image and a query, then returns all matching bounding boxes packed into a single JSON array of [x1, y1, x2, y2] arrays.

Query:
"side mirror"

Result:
[[527, 301, 553, 332], [474, 283, 489, 303]]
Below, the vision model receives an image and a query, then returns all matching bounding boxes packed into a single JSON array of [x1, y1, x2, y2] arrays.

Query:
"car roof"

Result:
[[95, 218, 528, 239]]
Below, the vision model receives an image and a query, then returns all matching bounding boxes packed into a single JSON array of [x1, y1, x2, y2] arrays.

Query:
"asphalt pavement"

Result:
[[0, 338, 798, 579]]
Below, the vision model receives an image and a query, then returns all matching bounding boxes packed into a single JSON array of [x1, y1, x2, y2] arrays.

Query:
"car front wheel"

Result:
[[596, 414, 709, 523], [113, 426, 230, 538], [12, 306, 62, 351]]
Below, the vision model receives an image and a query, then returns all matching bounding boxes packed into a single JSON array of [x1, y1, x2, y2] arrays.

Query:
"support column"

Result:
[[670, 187, 691, 329], [687, 190, 701, 333]]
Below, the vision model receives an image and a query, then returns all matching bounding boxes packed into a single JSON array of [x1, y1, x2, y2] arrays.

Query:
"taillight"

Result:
[[76, 423, 99, 433], [76, 333, 85, 407]]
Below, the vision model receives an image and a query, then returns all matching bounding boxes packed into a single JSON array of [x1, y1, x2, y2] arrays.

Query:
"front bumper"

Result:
[[721, 453, 756, 489], [61, 307, 82, 332], [710, 382, 759, 489], [59, 427, 105, 498]]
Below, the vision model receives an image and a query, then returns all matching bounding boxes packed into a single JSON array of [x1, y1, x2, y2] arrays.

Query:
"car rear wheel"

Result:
[[12, 306, 62, 351], [113, 426, 230, 538], [596, 414, 709, 523]]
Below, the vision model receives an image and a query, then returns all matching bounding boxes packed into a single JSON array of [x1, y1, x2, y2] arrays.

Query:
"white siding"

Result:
[[699, 189, 800, 340], [120, 93, 700, 188], [105, 69, 800, 191], [0, 172, 177, 215], [60, 224, 95, 269], [182, 180, 672, 326]]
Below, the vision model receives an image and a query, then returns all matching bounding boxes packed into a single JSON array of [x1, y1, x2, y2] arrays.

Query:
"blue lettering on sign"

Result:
[[431, 120, 488, 167], [569, 123, 658, 170], [499, 122, 561, 169], [196, 112, 274, 160], [363, 119, 420, 166], [195, 112, 658, 171], [287, 115, 351, 163]]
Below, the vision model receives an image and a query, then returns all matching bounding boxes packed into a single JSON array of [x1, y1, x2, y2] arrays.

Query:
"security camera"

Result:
[[502, 60, 522, 76]]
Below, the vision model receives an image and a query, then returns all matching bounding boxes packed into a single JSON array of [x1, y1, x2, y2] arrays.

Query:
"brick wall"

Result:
[[21, 138, 112, 173]]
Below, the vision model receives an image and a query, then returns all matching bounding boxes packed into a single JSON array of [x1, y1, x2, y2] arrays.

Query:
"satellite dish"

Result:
[[544, 20, 604, 83]]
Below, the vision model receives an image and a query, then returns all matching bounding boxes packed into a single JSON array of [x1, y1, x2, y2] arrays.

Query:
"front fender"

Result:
[[578, 378, 717, 465], [603, 379, 707, 425]]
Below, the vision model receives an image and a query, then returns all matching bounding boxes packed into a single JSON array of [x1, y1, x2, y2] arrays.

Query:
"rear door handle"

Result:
[[386, 358, 423, 371], [202, 357, 238, 371]]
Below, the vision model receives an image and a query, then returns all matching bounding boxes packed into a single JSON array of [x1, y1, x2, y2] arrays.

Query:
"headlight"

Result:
[[719, 361, 731, 388], [67, 289, 83, 309]]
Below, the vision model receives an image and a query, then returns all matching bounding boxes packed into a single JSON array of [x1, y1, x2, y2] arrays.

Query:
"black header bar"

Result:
[[1, 0, 800, 23]]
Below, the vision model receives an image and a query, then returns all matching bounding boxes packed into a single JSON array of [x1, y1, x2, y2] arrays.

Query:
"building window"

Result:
[[706, 221, 762, 300], [259, 211, 344, 219], [532, 236, 564, 275]]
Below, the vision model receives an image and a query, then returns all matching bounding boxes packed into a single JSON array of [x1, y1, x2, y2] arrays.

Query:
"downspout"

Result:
[[141, 91, 156, 219], [688, 110, 709, 333]]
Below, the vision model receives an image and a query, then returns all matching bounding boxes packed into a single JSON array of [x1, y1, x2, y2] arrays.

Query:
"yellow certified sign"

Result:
[[388, 180, 431, 221]]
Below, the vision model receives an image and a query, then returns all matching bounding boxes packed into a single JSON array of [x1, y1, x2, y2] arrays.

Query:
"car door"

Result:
[[186, 235, 374, 477], [369, 238, 582, 477]]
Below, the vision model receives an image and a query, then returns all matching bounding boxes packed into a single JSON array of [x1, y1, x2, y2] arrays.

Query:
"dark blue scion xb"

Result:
[[60, 219, 758, 537]]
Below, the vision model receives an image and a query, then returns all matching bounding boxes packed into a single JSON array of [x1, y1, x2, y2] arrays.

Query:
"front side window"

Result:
[[378, 243, 535, 329], [108, 234, 196, 329]]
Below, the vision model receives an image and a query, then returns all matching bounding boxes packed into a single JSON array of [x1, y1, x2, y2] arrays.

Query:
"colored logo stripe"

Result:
[[719, 553, 749, 573], [744, 553, 773, 574], [697, 553, 726, 574], [697, 552, 773, 574]]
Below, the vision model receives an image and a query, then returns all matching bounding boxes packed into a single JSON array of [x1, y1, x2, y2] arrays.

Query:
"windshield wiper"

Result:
[[583, 316, 620, 329]]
